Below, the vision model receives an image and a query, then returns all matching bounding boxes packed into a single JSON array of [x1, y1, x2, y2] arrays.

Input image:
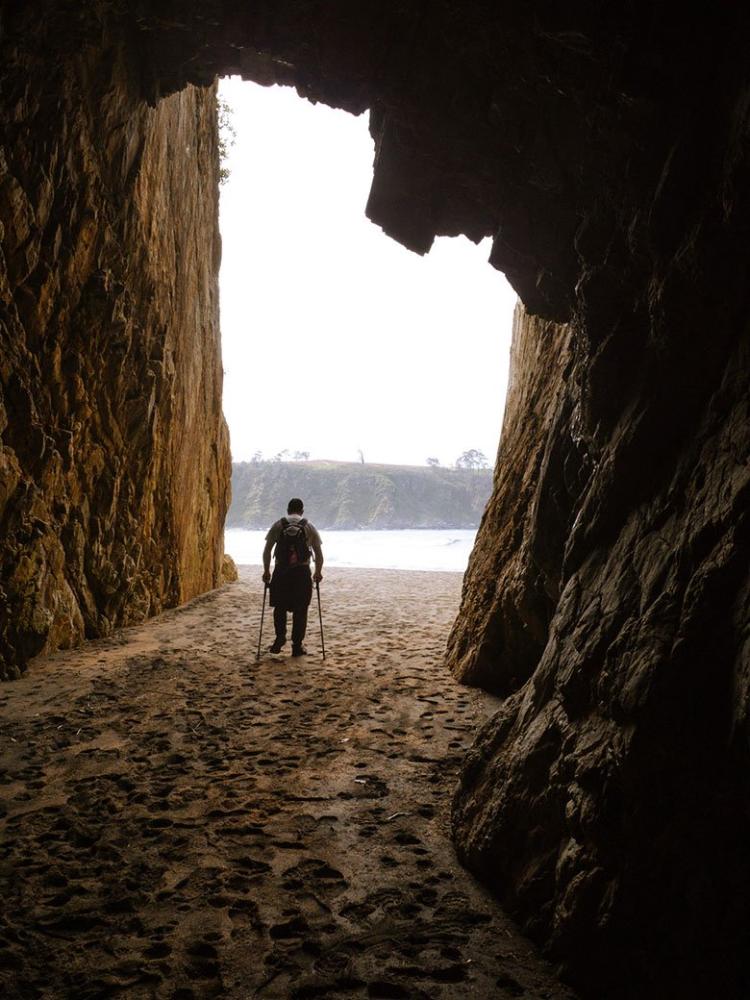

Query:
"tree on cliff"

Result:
[[455, 449, 489, 470], [426, 457, 440, 467]]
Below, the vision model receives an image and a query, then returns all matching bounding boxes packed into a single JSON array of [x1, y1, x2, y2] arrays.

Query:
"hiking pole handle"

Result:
[[316, 580, 326, 660], [257, 582, 268, 662]]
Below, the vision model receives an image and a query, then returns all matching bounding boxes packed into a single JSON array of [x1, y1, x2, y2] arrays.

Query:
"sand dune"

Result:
[[0, 566, 574, 999]]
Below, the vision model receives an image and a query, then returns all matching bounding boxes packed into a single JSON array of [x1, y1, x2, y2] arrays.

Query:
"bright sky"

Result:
[[218, 77, 517, 468]]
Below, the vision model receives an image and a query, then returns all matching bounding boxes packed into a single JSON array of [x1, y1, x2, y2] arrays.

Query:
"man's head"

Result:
[[287, 498, 304, 515]]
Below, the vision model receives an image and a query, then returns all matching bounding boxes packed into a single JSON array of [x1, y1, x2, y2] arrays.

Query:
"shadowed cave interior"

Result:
[[1, 3, 749, 998]]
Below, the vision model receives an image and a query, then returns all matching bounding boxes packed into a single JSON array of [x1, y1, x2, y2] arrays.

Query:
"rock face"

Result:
[[447, 305, 582, 696], [450, 296, 750, 997], [2, 2, 750, 996], [0, 11, 230, 678], [450, 304, 750, 997]]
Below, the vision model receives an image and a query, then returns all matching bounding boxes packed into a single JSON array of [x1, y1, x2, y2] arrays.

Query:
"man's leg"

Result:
[[291, 604, 308, 653], [270, 606, 287, 652]]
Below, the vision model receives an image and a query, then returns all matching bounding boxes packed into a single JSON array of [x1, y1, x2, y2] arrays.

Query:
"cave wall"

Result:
[[2, 1, 750, 996], [450, 301, 750, 997], [0, 7, 230, 678], [447, 304, 584, 697]]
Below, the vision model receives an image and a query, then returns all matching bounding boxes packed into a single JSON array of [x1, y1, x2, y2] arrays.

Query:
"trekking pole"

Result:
[[256, 583, 268, 662], [316, 581, 326, 660]]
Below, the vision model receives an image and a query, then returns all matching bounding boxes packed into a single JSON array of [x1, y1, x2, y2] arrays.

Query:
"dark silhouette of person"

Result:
[[262, 498, 323, 656]]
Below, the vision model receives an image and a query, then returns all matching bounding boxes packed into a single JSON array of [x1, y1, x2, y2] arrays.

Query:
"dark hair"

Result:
[[287, 497, 304, 514]]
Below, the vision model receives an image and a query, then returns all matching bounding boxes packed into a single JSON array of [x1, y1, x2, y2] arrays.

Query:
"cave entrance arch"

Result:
[[218, 77, 516, 561]]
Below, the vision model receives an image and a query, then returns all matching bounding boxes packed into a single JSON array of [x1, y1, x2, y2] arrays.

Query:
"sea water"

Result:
[[225, 528, 477, 573]]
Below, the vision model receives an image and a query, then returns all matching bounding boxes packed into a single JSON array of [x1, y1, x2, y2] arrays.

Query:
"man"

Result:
[[262, 498, 323, 657]]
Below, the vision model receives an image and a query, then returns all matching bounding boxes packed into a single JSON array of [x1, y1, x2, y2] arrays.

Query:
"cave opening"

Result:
[[217, 76, 517, 570]]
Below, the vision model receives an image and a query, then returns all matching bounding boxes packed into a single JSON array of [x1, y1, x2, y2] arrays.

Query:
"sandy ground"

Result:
[[0, 566, 576, 1000]]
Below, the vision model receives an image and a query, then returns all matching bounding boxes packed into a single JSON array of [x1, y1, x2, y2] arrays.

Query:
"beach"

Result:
[[224, 528, 478, 573], [0, 567, 574, 999]]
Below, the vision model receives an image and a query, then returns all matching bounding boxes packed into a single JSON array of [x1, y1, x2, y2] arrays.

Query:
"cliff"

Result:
[[0, 14, 230, 679], [447, 304, 581, 695], [228, 461, 492, 530], [449, 302, 750, 995]]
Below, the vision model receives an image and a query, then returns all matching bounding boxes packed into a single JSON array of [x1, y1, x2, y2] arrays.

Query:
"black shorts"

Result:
[[269, 565, 313, 612]]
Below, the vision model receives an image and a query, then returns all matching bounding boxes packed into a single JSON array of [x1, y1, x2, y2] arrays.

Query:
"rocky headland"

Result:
[[228, 461, 492, 530]]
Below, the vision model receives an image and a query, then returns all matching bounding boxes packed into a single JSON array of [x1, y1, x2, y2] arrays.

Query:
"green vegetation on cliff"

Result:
[[228, 461, 493, 530]]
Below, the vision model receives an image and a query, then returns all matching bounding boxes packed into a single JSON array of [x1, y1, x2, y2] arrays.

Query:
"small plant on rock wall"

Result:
[[217, 96, 236, 185]]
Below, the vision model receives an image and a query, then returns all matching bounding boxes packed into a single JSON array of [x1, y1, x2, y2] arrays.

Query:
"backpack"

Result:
[[275, 517, 310, 570]]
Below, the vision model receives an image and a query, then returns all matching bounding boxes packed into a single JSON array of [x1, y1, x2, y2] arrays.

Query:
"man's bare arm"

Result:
[[311, 541, 324, 582], [262, 539, 274, 582]]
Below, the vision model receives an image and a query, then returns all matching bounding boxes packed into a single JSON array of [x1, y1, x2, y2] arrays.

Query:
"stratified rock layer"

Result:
[[2, 3, 750, 997], [0, 14, 230, 677]]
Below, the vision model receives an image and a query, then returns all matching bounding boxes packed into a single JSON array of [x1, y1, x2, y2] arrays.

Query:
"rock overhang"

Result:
[[127, 0, 702, 325]]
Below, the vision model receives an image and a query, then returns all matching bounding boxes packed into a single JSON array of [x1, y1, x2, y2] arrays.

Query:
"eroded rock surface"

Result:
[[0, 12, 230, 677], [448, 305, 584, 696], [450, 302, 750, 997]]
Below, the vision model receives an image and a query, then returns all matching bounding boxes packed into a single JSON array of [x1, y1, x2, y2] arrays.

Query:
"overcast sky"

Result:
[[218, 77, 517, 468]]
